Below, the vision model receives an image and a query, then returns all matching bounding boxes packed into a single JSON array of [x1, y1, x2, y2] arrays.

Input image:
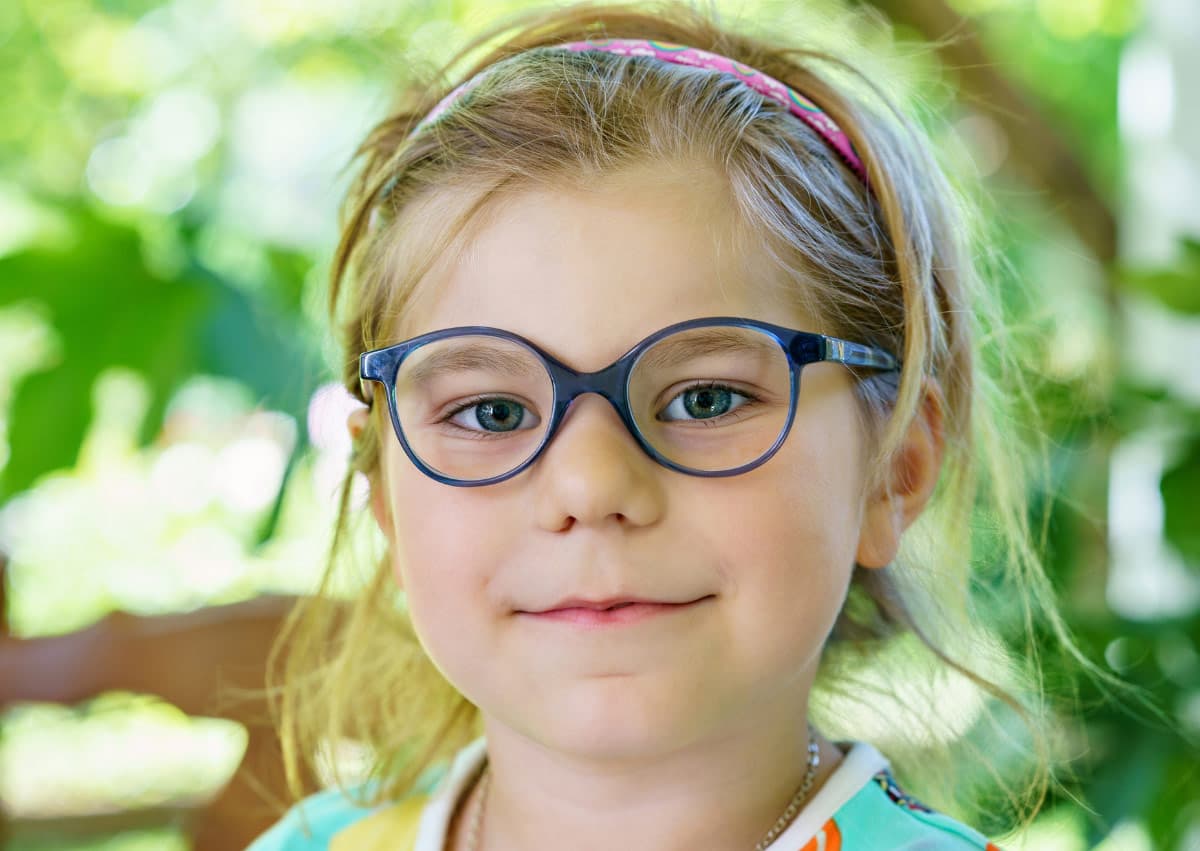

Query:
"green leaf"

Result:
[[0, 208, 211, 498], [1119, 237, 1200, 314], [0, 206, 323, 502], [1161, 440, 1200, 566]]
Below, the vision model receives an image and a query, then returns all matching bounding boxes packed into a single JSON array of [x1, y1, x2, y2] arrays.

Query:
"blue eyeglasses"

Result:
[[359, 316, 900, 487]]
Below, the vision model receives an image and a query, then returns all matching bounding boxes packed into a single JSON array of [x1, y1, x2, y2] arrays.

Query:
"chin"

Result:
[[525, 679, 710, 761]]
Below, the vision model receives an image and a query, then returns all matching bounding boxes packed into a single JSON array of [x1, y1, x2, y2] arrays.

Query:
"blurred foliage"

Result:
[[0, 0, 1198, 849], [0, 207, 322, 507], [1122, 236, 1200, 315], [2, 694, 246, 816]]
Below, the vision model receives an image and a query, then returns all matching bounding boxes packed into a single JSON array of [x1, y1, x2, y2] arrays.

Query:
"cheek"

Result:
[[383, 473, 478, 686], [722, 466, 859, 603], [381, 450, 518, 685], [742, 404, 863, 558], [381, 450, 469, 603], [705, 404, 864, 636]]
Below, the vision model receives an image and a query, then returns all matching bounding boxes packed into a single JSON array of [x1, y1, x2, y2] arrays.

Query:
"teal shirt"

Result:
[[247, 786, 375, 850], [247, 740, 1001, 851]]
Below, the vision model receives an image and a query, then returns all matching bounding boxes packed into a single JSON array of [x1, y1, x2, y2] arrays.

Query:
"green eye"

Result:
[[444, 397, 541, 436], [659, 383, 756, 423]]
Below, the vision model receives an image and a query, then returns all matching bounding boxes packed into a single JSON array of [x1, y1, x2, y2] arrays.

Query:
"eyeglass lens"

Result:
[[390, 326, 794, 481]]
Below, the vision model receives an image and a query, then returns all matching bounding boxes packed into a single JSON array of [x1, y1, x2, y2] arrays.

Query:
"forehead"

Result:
[[396, 164, 804, 371]]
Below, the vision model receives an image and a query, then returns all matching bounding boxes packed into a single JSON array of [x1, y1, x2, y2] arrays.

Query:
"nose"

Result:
[[530, 393, 665, 531]]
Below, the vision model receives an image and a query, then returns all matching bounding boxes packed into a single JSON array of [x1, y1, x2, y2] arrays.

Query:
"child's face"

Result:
[[359, 163, 892, 762]]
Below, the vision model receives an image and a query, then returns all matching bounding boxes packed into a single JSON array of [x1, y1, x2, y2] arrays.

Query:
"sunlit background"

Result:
[[1, 0, 1198, 848]]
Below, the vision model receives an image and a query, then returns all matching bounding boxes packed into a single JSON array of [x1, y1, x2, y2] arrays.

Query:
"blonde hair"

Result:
[[266, 0, 1113, 835]]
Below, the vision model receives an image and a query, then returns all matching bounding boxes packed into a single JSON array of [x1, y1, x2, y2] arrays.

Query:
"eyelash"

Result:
[[438, 395, 535, 441], [437, 381, 762, 439], [660, 381, 760, 427]]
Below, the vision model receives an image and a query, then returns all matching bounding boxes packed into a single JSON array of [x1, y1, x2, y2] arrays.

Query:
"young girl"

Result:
[[247, 2, 1081, 848]]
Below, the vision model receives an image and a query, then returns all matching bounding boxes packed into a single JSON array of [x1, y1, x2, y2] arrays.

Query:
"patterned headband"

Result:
[[371, 37, 868, 226], [416, 38, 865, 183]]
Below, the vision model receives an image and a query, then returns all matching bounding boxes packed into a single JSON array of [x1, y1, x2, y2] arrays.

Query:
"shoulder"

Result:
[[243, 784, 388, 851], [830, 767, 1003, 851], [327, 794, 429, 851], [246, 740, 478, 851]]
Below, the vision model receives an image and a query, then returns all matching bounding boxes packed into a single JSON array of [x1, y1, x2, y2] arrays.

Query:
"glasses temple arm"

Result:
[[359, 349, 389, 407], [821, 336, 901, 371]]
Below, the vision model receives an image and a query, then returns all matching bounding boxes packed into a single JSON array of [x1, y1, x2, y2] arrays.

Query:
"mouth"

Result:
[[516, 595, 715, 628], [524, 595, 708, 614]]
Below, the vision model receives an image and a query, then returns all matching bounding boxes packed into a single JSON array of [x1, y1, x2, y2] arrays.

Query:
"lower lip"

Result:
[[519, 597, 711, 628]]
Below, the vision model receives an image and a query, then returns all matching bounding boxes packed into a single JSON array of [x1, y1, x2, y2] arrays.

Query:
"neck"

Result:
[[447, 704, 846, 851]]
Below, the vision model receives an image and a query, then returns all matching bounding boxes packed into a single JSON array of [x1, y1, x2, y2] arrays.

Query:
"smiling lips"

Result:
[[519, 596, 713, 627], [533, 596, 690, 613]]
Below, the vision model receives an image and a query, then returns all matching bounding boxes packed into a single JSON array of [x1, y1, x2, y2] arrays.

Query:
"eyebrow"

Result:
[[634, 328, 780, 372], [405, 327, 780, 384], [404, 342, 545, 385]]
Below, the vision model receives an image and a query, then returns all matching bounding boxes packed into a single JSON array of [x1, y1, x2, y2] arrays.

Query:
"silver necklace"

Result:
[[461, 725, 821, 851]]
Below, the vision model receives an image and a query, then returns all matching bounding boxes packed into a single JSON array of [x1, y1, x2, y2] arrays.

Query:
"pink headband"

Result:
[[409, 37, 868, 186]]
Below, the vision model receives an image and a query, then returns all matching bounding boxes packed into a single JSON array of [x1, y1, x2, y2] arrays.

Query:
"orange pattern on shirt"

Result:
[[797, 818, 842, 851]]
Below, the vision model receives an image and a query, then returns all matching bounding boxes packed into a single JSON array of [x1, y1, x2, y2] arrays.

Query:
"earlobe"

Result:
[[855, 381, 946, 569]]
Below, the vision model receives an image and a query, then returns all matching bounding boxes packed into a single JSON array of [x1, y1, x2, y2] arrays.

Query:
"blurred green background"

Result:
[[0, 0, 1197, 848]]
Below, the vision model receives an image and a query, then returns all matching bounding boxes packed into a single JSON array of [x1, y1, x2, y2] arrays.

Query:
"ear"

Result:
[[855, 380, 946, 569], [347, 406, 395, 547]]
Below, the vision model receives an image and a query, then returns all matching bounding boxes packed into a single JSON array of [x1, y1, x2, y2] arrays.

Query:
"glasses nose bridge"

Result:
[[548, 356, 640, 440]]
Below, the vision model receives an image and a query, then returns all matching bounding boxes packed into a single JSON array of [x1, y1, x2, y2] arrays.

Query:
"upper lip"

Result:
[[526, 596, 707, 614]]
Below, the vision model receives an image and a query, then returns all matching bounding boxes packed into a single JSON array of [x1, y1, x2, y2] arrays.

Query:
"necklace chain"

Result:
[[461, 726, 820, 851]]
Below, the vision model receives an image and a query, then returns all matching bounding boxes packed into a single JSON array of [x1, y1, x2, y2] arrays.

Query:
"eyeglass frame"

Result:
[[359, 315, 901, 487]]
